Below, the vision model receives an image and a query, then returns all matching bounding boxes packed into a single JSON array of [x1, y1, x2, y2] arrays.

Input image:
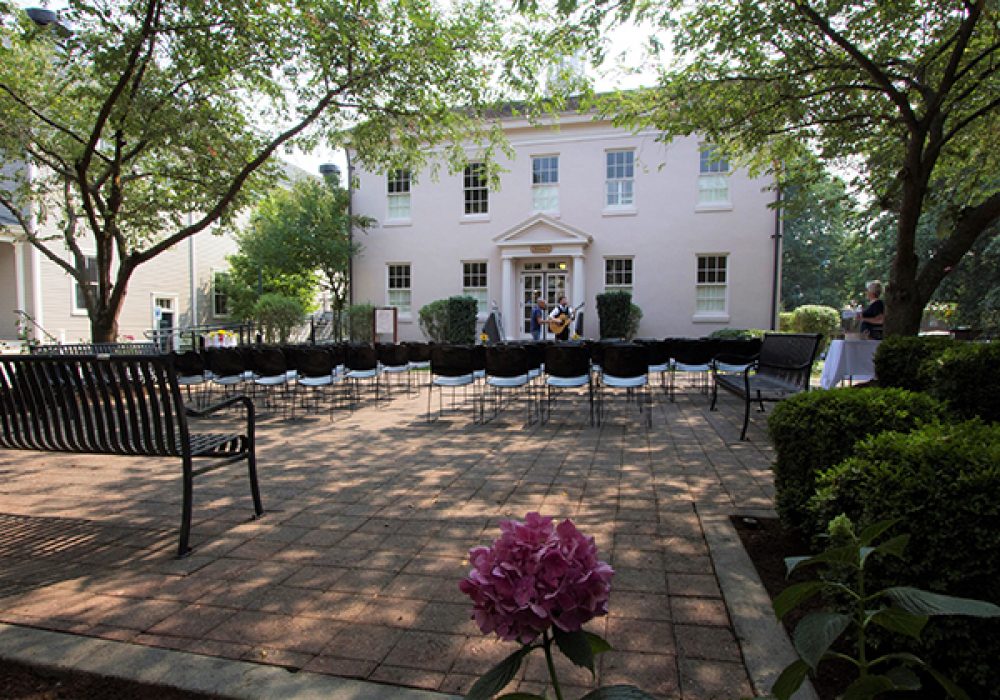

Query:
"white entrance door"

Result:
[[520, 262, 569, 336], [152, 295, 177, 352]]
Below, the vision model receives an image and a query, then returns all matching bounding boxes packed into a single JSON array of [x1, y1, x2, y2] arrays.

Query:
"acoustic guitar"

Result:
[[548, 302, 584, 335]]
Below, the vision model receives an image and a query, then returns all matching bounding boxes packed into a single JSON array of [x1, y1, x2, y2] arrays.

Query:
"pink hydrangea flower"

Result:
[[459, 512, 614, 643]]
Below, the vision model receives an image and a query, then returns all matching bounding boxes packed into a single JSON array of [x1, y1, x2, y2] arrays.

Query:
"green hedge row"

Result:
[[768, 340, 1000, 697], [417, 296, 478, 344], [809, 421, 1000, 696]]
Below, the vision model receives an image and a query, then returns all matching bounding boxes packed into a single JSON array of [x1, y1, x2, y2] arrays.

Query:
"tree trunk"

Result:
[[90, 306, 120, 343], [884, 287, 925, 336]]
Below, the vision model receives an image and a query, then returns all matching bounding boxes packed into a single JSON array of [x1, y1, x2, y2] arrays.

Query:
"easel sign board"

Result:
[[374, 307, 398, 343]]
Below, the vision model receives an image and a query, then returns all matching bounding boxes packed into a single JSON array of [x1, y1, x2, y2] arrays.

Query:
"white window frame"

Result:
[[387, 263, 412, 317], [604, 149, 636, 213], [71, 253, 98, 316], [697, 145, 732, 210], [531, 155, 559, 214], [463, 162, 489, 218], [462, 261, 489, 317], [386, 169, 412, 224], [694, 254, 730, 321], [604, 257, 634, 295], [212, 269, 230, 318]]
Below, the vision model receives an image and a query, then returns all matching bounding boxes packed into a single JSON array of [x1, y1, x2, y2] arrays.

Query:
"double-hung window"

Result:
[[605, 150, 635, 208], [387, 264, 412, 314], [604, 258, 634, 295], [698, 146, 730, 205], [387, 169, 411, 221], [462, 262, 488, 315], [72, 255, 99, 313], [464, 162, 488, 215], [531, 155, 559, 212], [696, 255, 728, 314], [212, 270, 230, 317]]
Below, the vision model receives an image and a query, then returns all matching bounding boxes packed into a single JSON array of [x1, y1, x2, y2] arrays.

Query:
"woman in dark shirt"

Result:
[[860, 280, 885, 339]]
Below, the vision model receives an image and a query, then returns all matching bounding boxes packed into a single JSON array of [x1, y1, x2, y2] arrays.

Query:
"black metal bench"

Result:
[[31, 342, 161, 355], [709, 333, 821, 440], [0, 354, 262, 556]]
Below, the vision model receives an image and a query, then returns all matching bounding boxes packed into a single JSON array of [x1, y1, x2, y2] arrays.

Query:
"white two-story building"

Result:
[[349, 109, 781, 341]]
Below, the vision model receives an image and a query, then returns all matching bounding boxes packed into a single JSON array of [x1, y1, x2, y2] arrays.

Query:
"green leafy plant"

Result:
[[771, 515, 1000, 700], [766, 388, 944, 534], [787, 305, 840, 350], [348, 303, 375, 343], [596, 291, 634, 339], [253, 293, 305, 343], [808, 420, 1000, 696], [923, 342, 1000, 423], [419, 296, 478, 343], [708, 328, 767, 340], [872, 336, 953, 392], [624, 302, 642, 340]]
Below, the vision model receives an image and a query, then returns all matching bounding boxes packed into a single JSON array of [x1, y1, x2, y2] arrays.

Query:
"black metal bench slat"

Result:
[[0, 354, 262, 556], [710, 333, 821, 440]]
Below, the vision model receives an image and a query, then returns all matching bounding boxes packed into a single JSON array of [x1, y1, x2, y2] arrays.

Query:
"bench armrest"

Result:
[[713, 353, 759, 367], [186, 394, 254, 420]]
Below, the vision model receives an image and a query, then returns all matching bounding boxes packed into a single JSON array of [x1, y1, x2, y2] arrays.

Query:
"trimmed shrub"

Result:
[[253, 293, 305, 343], [809, 421, 1000, 697], [596, 291, 634, 339], [788, 304, 840, 349], [419, 296, 477, 343], [778, 311, 794, 331], [418, 299, 448, 342], [708, 328, 768, 340], [872, 335, 954, 391], [767, 387, 945, 534], [348, 303, 374, 343], [924, 342, 1000, 423], [445, 295, 478, 344], [625, 302, 642, 340]]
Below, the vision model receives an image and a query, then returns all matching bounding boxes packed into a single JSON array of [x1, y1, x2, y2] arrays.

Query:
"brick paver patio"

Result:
[[0, 381, 779, 699]]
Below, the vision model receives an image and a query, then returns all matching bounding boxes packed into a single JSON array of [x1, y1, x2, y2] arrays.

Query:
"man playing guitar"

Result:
[[547, 296, 576, 341]]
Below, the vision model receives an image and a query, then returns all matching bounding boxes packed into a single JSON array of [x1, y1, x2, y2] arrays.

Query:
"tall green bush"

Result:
[[767, 387, 945, 534], [924, 342, 1000, 423], [809, 421, 1000, 697], [872, 335, 954, 391], [418, 299, 448, 342], [778, 311, 794, 331], [596, 291, 635, 339], [419, 296, 477, 343], [788, 304, 840, 349], [253, 293, 305, 343], [348, 303, 374, 343], [444, 295, 478, 344]]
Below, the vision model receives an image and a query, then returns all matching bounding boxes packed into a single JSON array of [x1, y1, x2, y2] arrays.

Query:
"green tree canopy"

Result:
[[588, 0, 1000, 336], [0, 0, 563, 341]]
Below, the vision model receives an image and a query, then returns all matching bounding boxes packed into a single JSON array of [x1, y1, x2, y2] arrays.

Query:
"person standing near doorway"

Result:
[[529, 297, 547, 341], [548, 295, 574, 341]]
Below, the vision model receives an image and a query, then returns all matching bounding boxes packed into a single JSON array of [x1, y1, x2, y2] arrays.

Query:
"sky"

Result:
[[12, 0, 662, 177]]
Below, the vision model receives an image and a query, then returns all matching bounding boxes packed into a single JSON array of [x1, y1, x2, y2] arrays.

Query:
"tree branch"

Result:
[[0, 83, 93, 153], [941, 94, 1000, 146], [793, 1, 919, 130]]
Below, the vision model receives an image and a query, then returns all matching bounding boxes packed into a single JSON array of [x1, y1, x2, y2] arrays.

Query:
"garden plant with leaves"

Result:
[[460, 513, 654, 700], [770, 515, 1000, 700]]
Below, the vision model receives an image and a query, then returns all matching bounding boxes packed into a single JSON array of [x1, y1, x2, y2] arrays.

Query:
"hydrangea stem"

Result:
[[542, 629, 565, 700]]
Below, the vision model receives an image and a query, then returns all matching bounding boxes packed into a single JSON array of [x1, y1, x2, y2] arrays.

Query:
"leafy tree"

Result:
[[228, 177, 370, 323], [0, 0, 559, 341], [587, 0, 1000, 336], [781, 171, 855, 310]]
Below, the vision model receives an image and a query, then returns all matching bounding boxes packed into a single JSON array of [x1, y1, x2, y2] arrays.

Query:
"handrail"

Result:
[[13, 309, 59, 344]]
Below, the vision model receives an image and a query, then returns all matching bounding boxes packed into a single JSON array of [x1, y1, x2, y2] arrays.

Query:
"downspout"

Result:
[[770, 180, 783, 331]]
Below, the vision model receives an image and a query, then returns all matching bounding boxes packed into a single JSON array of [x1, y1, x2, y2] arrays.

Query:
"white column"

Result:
[[29, 242, 43, 335], [14, 241, 26, 316], [501, 256, 515, 340], [572, 254, 585, 309]]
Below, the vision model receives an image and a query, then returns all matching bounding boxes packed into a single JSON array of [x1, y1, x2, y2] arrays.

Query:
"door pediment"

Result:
[[493, 214, 593, 249]]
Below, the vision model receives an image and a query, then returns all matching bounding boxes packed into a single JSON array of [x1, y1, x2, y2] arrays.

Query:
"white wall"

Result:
[[350, 116, 777, 341]]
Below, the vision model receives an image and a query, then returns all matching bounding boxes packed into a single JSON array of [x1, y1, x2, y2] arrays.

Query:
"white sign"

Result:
[[375, 308, 396, 335]]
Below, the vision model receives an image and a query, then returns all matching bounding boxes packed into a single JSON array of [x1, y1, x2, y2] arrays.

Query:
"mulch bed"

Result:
[[732, 515, 855, 700], [0, 658, 223, 699]]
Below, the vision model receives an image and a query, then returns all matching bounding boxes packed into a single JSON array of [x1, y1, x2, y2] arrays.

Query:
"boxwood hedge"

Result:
[[809, 421, 1000, 698], [872, 335, 954, 391], [924, 342, 1000, 424], [767, 387, 944, 533]]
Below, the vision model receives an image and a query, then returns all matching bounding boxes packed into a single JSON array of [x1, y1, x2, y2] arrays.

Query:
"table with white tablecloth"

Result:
[[819, 339, 880, 389]]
